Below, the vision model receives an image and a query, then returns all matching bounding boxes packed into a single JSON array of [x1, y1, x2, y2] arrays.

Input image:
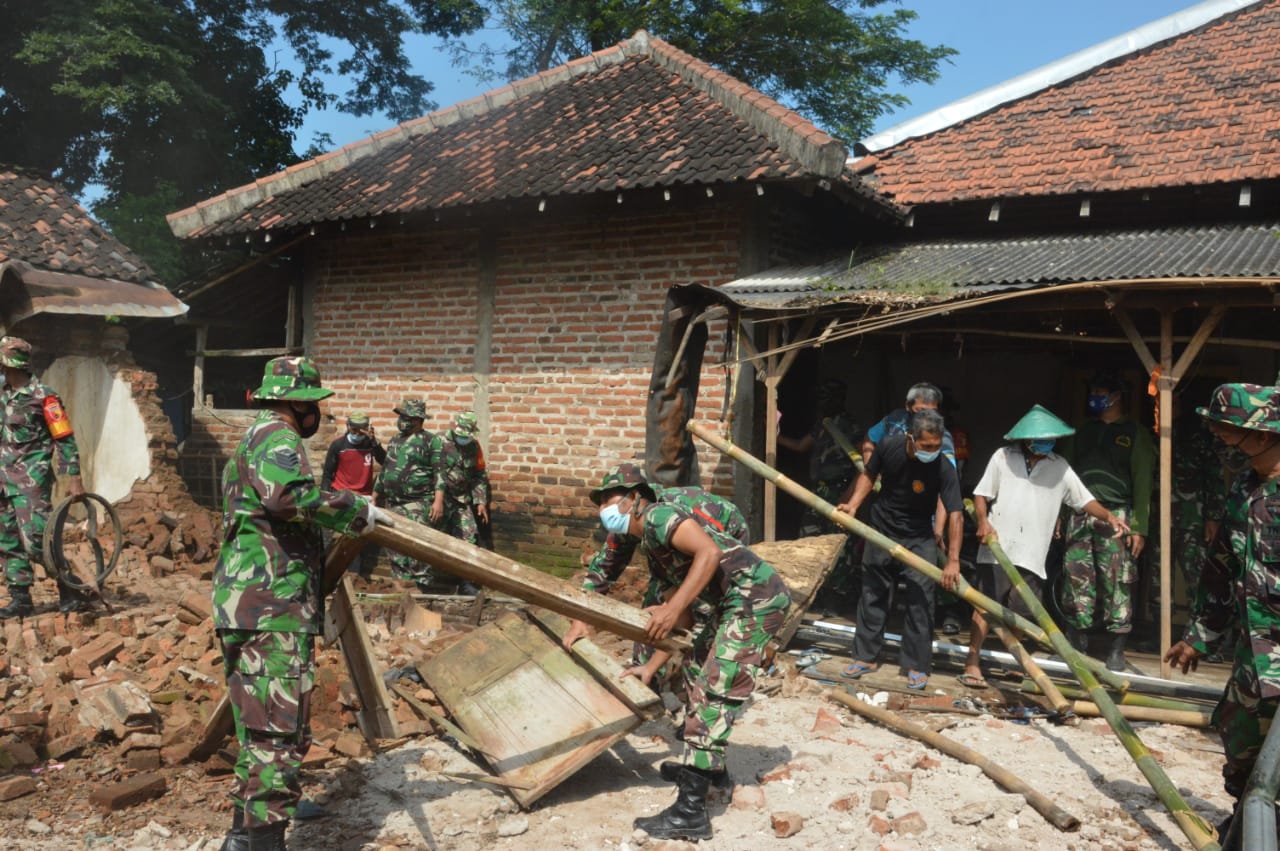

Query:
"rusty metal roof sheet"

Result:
[[0, 261, 188, 327]]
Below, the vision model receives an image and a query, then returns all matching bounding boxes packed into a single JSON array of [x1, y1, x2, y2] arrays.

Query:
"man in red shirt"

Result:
[[321, 412, 386, 578]]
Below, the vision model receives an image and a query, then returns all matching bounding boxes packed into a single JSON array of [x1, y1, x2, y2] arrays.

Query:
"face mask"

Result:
[[1028, 440, 1055, 455], [1086, 394, 1112, 414], [397, 416, 416, 435], [291, 403, 321, 438], [599, 502, 632, 535], [913, 448, 940, 464], [454, 433, 473, 446], [348, 431, 370, 446]]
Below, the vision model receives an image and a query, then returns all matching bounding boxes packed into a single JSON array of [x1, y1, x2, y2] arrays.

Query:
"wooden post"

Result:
[[193, 325, 207, 409], [763, 324, 780, 542], [1158, 309, 1174, 678]]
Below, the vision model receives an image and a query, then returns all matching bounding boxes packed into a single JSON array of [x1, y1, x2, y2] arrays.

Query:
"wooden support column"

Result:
[[763, 325, 780, 542], [193, 325, 207, 409], [1158, 309, 1174, 679]]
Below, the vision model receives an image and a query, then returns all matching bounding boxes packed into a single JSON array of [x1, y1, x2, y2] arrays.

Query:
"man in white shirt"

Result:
[[960, 405, 1128, 688]]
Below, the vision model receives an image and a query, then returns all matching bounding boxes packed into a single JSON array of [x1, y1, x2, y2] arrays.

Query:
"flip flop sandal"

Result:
[[956, 672, 990, 690], [840, 661, 878, 680], [906, 670, 929, 690]]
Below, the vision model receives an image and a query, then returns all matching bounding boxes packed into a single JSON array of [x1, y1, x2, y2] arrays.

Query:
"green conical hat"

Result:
[[1004, 405, 1075, 441]]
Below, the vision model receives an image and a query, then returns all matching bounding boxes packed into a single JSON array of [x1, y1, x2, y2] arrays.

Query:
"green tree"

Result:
[[0, 0, 482, 282], [461, 0, 953, 143]]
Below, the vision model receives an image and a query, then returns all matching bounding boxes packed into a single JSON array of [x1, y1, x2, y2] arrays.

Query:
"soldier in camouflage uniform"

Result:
[[0, 336, 87, 619], [213, 357, 386, 851], [778, 378, 864, 605], [428, 410, 489, 594], [1166, 382, 1280, 843], [374, 398, 435, 590], [1171, 399, 1228, 592], [583, 463, 791, 841], [1059, 372, 1154, 671]]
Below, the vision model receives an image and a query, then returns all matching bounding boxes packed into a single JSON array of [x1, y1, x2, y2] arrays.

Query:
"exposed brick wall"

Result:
[[179, 199, 769, 569]]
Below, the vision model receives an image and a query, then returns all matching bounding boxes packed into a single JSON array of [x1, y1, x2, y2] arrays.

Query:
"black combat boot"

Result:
[[659, 760, 729, 789], [219, 807, 250, 851], [0, 586, 34, 619], [57, 581, 92, 614], [634, 765, 713, 841], [247, 819, 288, 850], [1105, 633, 1127, 672], [1064, 626, 1089, 654]]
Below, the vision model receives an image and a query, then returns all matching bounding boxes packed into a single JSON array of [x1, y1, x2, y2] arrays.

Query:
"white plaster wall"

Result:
[[42, 356, 151, 503]]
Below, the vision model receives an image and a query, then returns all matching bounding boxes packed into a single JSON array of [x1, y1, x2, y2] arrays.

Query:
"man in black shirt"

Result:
[[836, 409, 964, 690]]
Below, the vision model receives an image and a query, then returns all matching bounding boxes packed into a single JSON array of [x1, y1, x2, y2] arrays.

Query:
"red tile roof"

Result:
[[169, 31, 881, 239], [0, 169, 157, 284], [853, 0, 1280, 205]]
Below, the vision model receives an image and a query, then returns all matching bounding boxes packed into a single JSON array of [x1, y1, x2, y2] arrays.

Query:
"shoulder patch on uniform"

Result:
[[268, 446, 302, 471], [1115, 434, 1132, 448]]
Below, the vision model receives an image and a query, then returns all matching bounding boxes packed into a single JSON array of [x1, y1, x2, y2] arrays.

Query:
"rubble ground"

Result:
[[0, 523, 1235, 851]]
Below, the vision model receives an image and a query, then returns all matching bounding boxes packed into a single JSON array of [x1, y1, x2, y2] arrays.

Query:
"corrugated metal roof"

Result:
[[716, 223, 1280, 310], [0, 262, 188, 328]]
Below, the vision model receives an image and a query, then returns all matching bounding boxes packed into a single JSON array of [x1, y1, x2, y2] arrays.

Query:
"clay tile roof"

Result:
[[168, 31, 880, 239], [853, 0, 1280, 205], [0, 168, 157, 284]]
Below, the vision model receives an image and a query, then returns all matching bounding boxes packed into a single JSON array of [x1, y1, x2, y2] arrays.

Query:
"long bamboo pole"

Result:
[[1019, 680, 1212, 714], [1064, 700, 1212, 728], [993, 624, 1074, 718], [829, 689, 1080, 832], [687, 420, 1128, 690], [983, 535, 1219, 849]]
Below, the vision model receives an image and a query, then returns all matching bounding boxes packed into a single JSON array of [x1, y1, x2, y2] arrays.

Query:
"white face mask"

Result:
[[599, 501, 632, 535]]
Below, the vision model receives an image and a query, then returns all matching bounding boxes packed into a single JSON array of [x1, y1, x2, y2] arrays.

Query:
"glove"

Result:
[[358, 503, 395, 535]]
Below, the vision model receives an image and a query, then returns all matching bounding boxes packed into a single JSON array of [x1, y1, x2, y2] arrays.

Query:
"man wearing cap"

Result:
[[321, 411, 385, 579], [0, 335, 87, 619], [585, 462, 790, 841], [428, 411, 490, 591], [960, 405, 1128, 688], [374, 398, 435, 590], [213, 357, 388, 851], [1166, 383, 1280, 840], [1059, 371, 1154, 671]]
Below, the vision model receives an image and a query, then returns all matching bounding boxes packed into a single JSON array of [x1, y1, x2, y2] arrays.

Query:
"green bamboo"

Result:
[[821, 417, 868, 474], [983, 535, 1219, 850], [686, 420, 1128, 690], [1019, 679, 1213, 714], [994, 624, 1074, 718]]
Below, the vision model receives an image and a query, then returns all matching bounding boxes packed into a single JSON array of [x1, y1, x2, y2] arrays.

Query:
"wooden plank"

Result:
[[366, 513, 691, 652], [526, 608, 663, 718], [327, 575, 400, 740], [420, 611, 644, 808], [389, 683, 490, 756], [751, 534, 848, 648]]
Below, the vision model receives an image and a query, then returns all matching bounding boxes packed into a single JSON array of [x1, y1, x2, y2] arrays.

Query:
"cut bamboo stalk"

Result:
[[829, 689, 1080, 832], [687, 420, 1127, 690], [1019, 680, 1212, 714], [992, 624, 1073, 718], [1063, 700, 1212, 728]]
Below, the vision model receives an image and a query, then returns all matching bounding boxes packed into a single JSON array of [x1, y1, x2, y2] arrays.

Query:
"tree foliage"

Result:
[[0, 0, 482, 282], [466, 0, 953, 144]]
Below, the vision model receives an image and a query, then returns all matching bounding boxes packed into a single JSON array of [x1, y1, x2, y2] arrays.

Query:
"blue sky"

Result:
[[295, 0, 1203, 152]]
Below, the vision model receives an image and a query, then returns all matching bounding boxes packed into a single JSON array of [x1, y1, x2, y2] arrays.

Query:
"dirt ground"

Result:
[[0, 545, 1237, 851]]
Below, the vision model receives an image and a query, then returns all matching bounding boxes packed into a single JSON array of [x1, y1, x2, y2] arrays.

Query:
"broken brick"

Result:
[[0, 776, 37, 802], [771, 811, 804, 838], [892, 812, 928, 835], [89, 773, 166, 812]]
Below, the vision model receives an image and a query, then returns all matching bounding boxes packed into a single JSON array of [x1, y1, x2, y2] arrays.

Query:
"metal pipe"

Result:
[[1227, 710, 1280, 851]]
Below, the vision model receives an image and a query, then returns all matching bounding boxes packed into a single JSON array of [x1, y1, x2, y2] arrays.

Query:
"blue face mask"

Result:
[[1086, 394, 1112, 414], [1028, 439, 1056, 455], [599, 502, 632, 535], [913, 448, 940, 464], [454, 433, 473, 446]]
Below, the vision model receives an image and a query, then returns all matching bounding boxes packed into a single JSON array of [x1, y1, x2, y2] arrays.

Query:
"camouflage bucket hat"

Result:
[[394, 398, 426, 419], [589, 462, 656, 506], [347, 411, 370, 427], [0, 336, 32, 370], [1198, 383, 1280, 433], [251, 356, 333, 402], [1004, 404, 1076, 441], [454, 410, 479, 436]]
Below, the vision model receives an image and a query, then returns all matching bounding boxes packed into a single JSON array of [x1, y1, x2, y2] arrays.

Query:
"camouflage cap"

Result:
[[1003, 404, 1075, 441], [250, 356, 333, 402], [589, 462, 657, 506], [394, 398, 426, 419], [1198, 383, 1280, 433], [453, 410, 479, 436], [347, 411, 370, 427], [0, 336, 32, 370]]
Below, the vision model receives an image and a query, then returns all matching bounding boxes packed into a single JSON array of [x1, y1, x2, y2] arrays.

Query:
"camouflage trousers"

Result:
[[681, 574, 791, 772], [0, 482, 51, 587], [387, 499, 433, 585], [219, 629, 315, 828], [431, 500, 479, 546], [1060, 507, 1134, 634], [1213, 645, 1279, 799], [630, 578, 714, 677]]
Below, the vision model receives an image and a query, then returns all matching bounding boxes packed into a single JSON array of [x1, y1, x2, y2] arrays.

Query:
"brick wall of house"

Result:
[[180, 198, 762, 569]]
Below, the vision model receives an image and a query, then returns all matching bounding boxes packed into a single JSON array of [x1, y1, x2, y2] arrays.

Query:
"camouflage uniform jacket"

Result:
[[638, 501, 783, 609], [1184, 467, 1280, 697], [582, 486, 749, 595], [0, 375, 79, 494], [375, 430, 435, 505], [213, 411, 369, 634], [808, 413, 862, 503], [429, 430, 490, 506], [1172, 423, 1226, 528]]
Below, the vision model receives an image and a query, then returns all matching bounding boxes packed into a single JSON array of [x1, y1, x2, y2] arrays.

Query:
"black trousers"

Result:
[[853, 534, 938, 674]]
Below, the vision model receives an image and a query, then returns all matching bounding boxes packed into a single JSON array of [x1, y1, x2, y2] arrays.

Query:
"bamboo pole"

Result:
[[1019, 680, 1212, 714], [829, 689, 1081, 832], [821, 417, 867, 474], [1159, 309, 1174, 678], [992, 625, 1073, 718], [686, 420, 1128, 690], [1063, 700, 1212, 728], [982, 535, 1219, 849]]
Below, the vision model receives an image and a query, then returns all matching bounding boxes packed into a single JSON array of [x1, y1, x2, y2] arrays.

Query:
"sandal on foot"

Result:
[[906, 670, 929, 690], [840, 661, 878, 680], [956, 672, 990, 690]]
